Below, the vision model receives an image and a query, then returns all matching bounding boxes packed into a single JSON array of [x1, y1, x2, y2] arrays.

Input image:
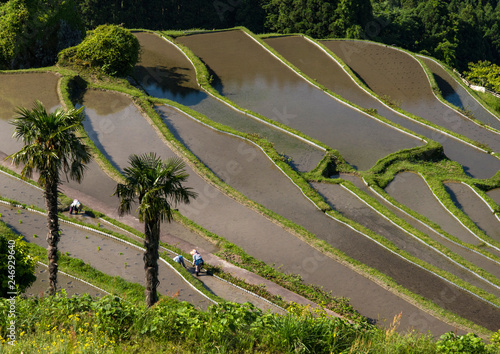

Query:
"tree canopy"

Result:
[[2, 0, 499, 75], [115, 153, 197, 307], [465, 61, 500, 93], [9, 101, 92, 295], [0, 0, 82, 70]]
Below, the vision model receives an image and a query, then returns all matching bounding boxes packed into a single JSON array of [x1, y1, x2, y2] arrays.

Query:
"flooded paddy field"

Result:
[[133, 31, 324, 172], [0, 73, 61, 156], [0, 204, 210, 308], [385, 173, 498, 255], [324, 40, 500, 154], [0, 170, 45, 209], [445, 182, 500, 243], [4, 33, 500, 334], [79, 88, 476, 332], [337, 173, 500, 279], [177, 30, 422, 170], [153, 102, 500, 330], [420, 56, 500, 131], [0, 72, 60, 119], [312, 182, 500, 299], [488, 188, 500, 207], [268, 36, 499, 179]]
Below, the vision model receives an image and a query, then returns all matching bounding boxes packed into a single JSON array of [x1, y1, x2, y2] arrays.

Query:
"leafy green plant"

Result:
[[436, 332, 487, 353], [0, 232, 36, 297]]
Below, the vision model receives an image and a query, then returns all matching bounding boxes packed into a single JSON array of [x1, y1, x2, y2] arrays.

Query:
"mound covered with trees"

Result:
[[58, 24, 140, 76]]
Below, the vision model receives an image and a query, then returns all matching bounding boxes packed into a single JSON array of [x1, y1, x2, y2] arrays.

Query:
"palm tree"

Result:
[[114, 153, 197, 307], [8, 101, 92, 295]]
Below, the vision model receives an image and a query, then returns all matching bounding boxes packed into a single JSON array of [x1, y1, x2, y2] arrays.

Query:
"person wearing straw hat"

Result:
[[190, 249, 204, 276]]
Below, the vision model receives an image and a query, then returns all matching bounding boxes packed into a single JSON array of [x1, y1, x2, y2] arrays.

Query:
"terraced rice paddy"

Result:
[[269, 36, 500, 179], [325, 40, 500, 155], [0, 204, 211, 307], [134, 31, 324, 172], [420, 56, 500, 131], [177, 30, 422, 170], [2, 28, 500, 336]]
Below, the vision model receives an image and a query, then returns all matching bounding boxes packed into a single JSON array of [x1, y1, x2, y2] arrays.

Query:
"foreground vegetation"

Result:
[[2, 293, 500, 353]]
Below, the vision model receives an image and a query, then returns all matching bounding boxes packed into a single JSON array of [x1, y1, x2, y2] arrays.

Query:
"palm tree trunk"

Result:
[[144, 217, 160, 307], [45, 177, 60, 296]]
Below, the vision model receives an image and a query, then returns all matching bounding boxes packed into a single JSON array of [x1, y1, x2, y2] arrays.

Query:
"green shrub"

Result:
[[436, 332, 488, 353], [58, 24, 140, 77], [0, 235, 36, 297]]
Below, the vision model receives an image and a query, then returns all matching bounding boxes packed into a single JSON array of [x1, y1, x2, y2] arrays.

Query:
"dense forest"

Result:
[[1, 0, 500, 72]]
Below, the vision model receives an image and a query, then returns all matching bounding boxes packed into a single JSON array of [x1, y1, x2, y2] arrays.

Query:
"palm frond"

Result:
[[115, 153, 197, 223]]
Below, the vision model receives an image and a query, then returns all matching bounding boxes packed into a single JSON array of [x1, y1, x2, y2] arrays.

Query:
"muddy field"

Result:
[[2, 48, 500, 334], [386, 172, 486, 246], [312, 182, 500, 298], [0, 73, 61, 157], [26, 263, 106, 298], [337, 173, 500, 278], [78, 88, 473, 332], [0, 204, 211, 307], [153, 105, 500, 331]]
